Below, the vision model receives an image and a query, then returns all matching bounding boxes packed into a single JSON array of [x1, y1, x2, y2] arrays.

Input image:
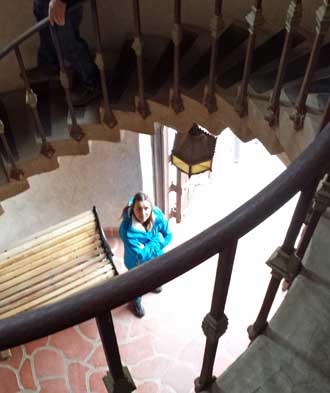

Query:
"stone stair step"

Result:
[[217, 29, 305, 89], [145, 29, 198, 96], [182, 23, 249, 91], [250, 42, 330, 94], [106, 37, 136, 105]]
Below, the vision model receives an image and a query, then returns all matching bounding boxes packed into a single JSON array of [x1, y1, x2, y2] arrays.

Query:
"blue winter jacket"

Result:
[[119, 205, 172, 270]]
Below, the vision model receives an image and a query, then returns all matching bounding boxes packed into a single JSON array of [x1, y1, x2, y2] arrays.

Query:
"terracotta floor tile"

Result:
[[89, 370, 108, 393], [68, 362, 90, 393], [120, 335, 155, 366], [0, 367, 19, 393], [39, 378, 69, 393], [25, 336, 48, 355], [132, 356, 171, 380], [50, 327, 94, 360], [1, 345, 23, 369], [161, 361, 196, 393], [20, 359, 37, 391], [88, 345, 108, 368], [34, 348, 66, 378], [136, 381, 159, 393], [78, 319, 100, 340]]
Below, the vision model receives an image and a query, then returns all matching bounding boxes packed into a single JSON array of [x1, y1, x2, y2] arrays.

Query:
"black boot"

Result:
[[132, 299, 145, 318]]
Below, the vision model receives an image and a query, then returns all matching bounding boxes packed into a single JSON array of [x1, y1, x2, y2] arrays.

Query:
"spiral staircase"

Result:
[[1, 1, 330, 392]]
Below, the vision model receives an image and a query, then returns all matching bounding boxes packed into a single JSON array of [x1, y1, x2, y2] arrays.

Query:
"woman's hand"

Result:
[[49, 0, 67, 26]]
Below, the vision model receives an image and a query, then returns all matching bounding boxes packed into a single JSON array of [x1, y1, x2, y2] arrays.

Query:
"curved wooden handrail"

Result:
[[0, 1, 86, 62], [0, 122, 330, 350]]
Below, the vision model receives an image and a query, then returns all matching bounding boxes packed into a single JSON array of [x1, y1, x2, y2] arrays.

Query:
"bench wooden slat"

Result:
[[0, 253, 108, 307], [0, 219, 97, 267], [0, 258, 112, 315], [0, 267, 114, 319], [0, 234, 101, 284], [0, 227, 98, 277], [0, 249, 104, 301], [0, 239, 103, 291]]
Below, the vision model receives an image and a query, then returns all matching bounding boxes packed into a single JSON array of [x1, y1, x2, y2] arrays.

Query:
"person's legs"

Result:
[[33, 0, 59, 72], [56, 4, 99, 91]]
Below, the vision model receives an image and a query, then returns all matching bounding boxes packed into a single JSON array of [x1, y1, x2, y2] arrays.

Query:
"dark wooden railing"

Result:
[[290, 0, 330, 131], [204, 0, 223, 114], [1, 2, 330, 392], [1, 120, 330, 391], [171, 0, 184, 113], [235, 0, 264, 118], [265, 0, 303, 128]]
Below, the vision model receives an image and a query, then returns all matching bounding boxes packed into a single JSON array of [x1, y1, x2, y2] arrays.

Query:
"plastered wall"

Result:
[[0, 130, 143, 251]]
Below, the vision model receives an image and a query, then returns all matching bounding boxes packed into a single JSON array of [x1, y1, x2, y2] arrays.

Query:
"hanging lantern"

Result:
[[171, 123, 217, 177]]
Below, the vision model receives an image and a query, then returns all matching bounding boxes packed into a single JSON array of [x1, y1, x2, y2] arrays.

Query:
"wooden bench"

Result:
[[0, 208, 117, 358]]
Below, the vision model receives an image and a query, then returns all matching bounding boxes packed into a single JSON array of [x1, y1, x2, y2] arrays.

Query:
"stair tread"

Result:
[[145, 29, 198, 96], [182, 23, 249, 90], [217, 29, 305, 89], [250, 42, 330, 94]]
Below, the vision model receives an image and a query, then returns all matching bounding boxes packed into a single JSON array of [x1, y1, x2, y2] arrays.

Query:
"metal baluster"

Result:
[[90, 0, 118, 130], [204, 0, 223, 113], [132, 0, 150, 118], [50, 26, 85, 141], [0, 120, 24, 181], [235, 0, 263, 118], [170, 0, 184, 113], [248, 98, 330, 340], [290, 0, 330, 131], [14, 47, 55, 158], [265, 0, 302, 128], [195, 242, 237, 392], [96, 312, 135, 393], [247, 182, 318, 340]]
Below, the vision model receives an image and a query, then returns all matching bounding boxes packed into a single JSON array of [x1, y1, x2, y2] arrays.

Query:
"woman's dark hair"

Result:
[[122, 192, 154, 230]]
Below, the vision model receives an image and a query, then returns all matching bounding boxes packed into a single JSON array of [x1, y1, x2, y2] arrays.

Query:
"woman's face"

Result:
[[133, 200, 152, 224]]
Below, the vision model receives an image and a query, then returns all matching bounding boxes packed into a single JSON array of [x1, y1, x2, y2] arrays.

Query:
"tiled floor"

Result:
[[0, 130, 297, 392]]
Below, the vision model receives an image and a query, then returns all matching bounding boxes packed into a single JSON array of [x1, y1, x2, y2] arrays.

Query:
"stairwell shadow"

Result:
[[300, 266, 330, 291]]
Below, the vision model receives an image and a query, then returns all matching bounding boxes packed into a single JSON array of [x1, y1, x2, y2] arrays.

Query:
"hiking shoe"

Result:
[[132, 301, 145, 318], [71, 85, 101, 107], [152, 286, 162, 294]]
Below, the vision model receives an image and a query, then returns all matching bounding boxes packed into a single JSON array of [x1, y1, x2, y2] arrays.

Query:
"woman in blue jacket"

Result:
[[119, 192, 172, 318]]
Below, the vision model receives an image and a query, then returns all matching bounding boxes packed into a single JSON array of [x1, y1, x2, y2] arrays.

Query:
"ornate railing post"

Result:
[[203, 0, 223, 113], [170, 0, 184, 113], [235, 0, 263, 118], [90, 0, 118, 130], [0, 120, 24, 181], [50, 26, 85, 142], [290, 0, 330, 131], [14, 47, 55, 158], [96, 312, 136, 393], [265, 0, 302, 128], [195, 242, 237, 392], [247, 181, 319, 340], [132, 0, 150, 119]]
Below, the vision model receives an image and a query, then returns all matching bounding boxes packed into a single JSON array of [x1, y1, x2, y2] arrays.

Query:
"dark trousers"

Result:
[[33, 0, 99, 89]]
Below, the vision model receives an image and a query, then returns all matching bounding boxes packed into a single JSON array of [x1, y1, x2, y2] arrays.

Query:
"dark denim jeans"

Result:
[[33, 0, 99, 89]]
